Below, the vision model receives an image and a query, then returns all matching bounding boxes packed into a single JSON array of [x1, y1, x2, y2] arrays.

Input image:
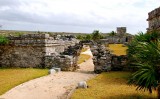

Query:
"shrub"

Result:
[[0, 36, 9, 44]]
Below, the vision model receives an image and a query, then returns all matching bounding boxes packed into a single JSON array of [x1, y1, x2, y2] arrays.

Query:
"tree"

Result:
[[128, 31, 160, 98], [76, 35, 84, 40], [109, 31, 116, 36], [85, 34, 92, 40], [92, 30, 102, 41]]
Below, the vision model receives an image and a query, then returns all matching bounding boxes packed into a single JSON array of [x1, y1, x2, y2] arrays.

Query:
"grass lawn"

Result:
[[77, 54, 91, 64], [71, 72, 157, 99], [0, 68, 48, 95], [108, 44, 128, 56], [78, 46, 91, 64]]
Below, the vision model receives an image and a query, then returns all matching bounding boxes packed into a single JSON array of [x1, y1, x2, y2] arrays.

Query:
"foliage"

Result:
[[128, 31, 160, 96], [71, 72, 156, 99], [109, 31, 116, 36], [76, 35, 85, 40], [76, 30, 104, 41], [85, 34, 92, 40], [127, 32, 159, 68], [92, 30, 102, 41], [0, 68, 48, 95], [0, 35, 9, 44]]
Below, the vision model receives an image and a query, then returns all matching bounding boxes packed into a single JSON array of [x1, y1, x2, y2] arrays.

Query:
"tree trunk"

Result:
[[158, 85, 160, 99]]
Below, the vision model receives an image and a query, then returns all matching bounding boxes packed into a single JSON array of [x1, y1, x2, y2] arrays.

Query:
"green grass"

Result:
[[0, 68, 48, 95], [108, 44, 128, 56], [80, 47, 89, 53], [78, 47, 91, 64], [78, 54, 91, 64], [71, 72, 157, 99]]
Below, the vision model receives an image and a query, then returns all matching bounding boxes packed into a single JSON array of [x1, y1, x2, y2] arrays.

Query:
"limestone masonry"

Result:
[[147, 6, 160, 32], [0, 34, 79, 68]]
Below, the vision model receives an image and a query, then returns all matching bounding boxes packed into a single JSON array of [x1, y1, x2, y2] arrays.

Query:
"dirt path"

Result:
[[0, 48, 95, 99]]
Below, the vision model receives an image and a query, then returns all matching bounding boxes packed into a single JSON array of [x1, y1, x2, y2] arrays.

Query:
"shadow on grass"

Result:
[[102, 94, 157, 99]]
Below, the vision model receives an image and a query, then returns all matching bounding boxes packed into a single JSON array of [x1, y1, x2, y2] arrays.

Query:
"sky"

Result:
[[0, 0, 159, 34]]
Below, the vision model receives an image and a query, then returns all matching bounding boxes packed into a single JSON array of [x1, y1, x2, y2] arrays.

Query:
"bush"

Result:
[[0, 36, 9, 44]]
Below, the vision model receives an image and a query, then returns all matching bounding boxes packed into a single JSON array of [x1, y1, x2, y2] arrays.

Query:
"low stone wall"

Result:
[[111, 55, 128, 71], [45, 55, 78, 71], [91, 44, 128, 73], [0, 33, 80, 68], [0, 45, 45, 68]]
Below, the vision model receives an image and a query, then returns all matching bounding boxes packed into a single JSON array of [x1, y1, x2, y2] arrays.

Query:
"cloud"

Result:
[[0, 0, 159, 34]]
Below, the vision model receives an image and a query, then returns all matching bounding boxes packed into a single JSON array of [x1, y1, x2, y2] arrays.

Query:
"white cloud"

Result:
[[0, 0, 159, 34]]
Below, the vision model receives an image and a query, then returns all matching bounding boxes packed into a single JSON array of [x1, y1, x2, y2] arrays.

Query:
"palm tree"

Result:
[[128, 32, 160, 98]]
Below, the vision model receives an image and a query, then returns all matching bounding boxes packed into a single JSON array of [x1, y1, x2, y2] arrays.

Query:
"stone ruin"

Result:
[[0, 33, 81, 70], [90, 43, 128, 73], [102, 27, 132, 44], [45, 44, 82, 71], [111, 55, 128, 71], [117, 27, 126, 36], [0, 32, 129, 72], [91, 44, 112, 73], [147, 6, 160, 32]]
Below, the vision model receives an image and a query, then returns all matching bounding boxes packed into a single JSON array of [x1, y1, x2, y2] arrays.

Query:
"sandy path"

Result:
[[0, 48, 95, 99]]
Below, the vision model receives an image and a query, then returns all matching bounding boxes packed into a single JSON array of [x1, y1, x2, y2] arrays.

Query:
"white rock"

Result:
[[77, 81, 88, 89], [49, 69, 56, 74], [52, 67, 61, 72]]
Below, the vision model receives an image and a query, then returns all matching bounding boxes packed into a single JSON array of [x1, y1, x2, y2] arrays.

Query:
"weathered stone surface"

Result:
[[0, 45, 45, 68], [111, 55, 127, 71], [147, 6, 160, 32], [91, 44, 112, 74], [0, 34, 80, 68], [117, 27, 126, 36]]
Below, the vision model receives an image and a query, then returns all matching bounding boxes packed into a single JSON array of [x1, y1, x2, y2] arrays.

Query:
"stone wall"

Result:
[[147, 6, 160, 32], [91, 44, 112, 73], [0, 45, 45, 68], [0, 33, 80, 68], [111, 55, 128, 71], [45, 55, 78, 71], [44, 44, 82, 71], [91, 44, 128, 74]]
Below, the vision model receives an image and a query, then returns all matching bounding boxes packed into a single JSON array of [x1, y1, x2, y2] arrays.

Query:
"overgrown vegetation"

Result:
[[71, 72, 156, 99], [0, 68, 48, 95]]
